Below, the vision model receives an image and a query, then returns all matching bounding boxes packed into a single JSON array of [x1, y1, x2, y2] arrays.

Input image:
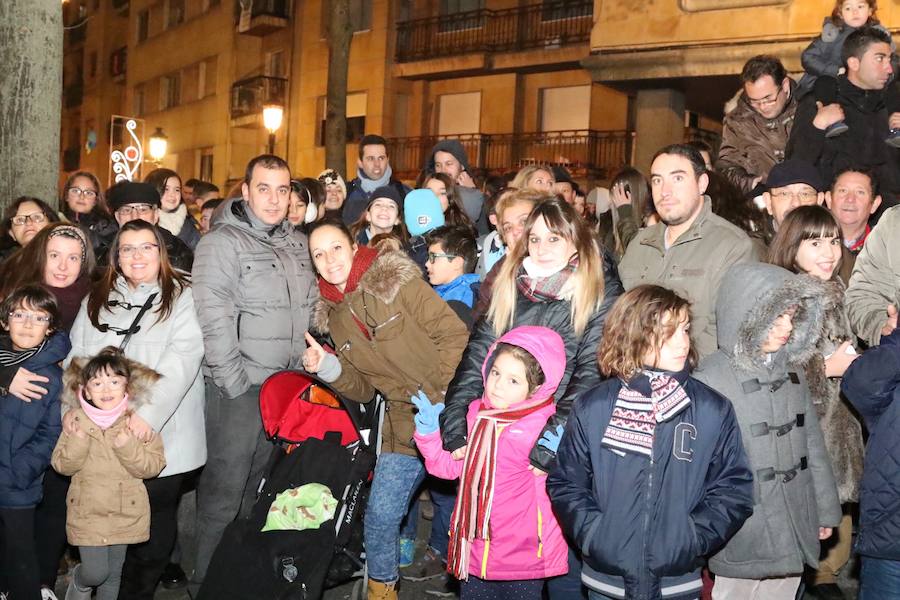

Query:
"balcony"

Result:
[[230, 75, 288, 126], [64, 83, 84, 109], [395, 0, 592, 63], [109, 47, 127, 82], [235, 0, 289, 36], [387, 130, 633, 180]]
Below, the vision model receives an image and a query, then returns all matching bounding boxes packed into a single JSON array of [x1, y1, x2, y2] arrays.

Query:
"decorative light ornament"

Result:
[[110, 119, 143, 182], [148, 128, 168, 163]]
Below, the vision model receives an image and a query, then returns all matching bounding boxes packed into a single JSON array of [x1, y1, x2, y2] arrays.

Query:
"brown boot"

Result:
[[367, 578, 398, 600]]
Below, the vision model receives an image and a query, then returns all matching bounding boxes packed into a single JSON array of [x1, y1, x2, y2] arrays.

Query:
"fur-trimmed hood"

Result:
[[312, 248, 423, 334], [715, 263, 828, 374], [61, 355, 161, 410]]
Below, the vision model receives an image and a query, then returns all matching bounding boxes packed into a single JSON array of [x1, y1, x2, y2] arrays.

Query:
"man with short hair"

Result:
[[105, 180, 194, 271], [717, 55, 799, 194], [342, 134, 410, 225], [826, 168, 882, 283], [191, 181, 220, 211], [552, 166, 578, 205], [761, 159, 826, 240], [191, 154, 318, 590], [426, 140, 486, 233], [619, 144, 761, 357], [788, 26, 900, 212]]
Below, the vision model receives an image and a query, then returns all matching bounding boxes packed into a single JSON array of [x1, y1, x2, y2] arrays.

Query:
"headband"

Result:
[[47, 225, 88, 264]]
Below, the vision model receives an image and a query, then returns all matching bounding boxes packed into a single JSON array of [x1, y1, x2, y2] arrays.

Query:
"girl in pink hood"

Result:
[[412, 325, 568, 599]]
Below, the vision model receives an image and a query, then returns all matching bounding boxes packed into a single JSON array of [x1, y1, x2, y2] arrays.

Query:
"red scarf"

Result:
[[317, 245, 379, 304], [446, 396, 553, 580]]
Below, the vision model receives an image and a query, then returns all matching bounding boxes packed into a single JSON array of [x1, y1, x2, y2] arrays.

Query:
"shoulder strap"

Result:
[[119, 292, 159, 351]]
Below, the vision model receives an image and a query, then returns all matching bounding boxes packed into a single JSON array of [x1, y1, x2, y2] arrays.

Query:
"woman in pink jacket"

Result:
[[412, 325, 568, 599]]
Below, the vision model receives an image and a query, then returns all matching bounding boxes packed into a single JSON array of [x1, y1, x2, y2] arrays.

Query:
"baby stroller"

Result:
[[197, 370, 381, 600]]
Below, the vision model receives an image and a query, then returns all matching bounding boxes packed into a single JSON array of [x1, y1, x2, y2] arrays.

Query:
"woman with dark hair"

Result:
[[0, 196, 60, 260], [599, 166, 654, 258], [301, 176, 329, 221], [706, 170, 767, 244], [418, 171, 472, 229], [64, 219, 205, 599], [144, 168, 201, 251], [60, 171, 117, 253], [767, 205, 864, 597]]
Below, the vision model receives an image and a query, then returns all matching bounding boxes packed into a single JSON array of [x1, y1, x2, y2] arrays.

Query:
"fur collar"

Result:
[[61, 355, 161, 410], [312, 249, 422, 334]]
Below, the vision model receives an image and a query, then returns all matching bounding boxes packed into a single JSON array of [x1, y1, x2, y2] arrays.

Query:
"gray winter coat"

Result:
[[695, 263, 842, 579], [192, 198, 318, 399]]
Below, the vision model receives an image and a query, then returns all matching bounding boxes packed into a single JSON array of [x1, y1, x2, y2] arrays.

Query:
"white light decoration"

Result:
[[148, 128, 168, 163], [263, 104, 284, 133], [110, 119, 143, 182]]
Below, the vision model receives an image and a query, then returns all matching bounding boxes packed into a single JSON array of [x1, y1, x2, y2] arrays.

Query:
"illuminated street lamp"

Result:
[[148, 128, 168, 164], [263, 103, 284, 155]]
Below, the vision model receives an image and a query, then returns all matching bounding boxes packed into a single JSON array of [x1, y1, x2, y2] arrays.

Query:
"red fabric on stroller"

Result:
[[259, 371, 359, 446]]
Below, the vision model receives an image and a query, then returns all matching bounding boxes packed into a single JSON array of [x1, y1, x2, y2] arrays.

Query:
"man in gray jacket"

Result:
[[191, 154, 318, 589]]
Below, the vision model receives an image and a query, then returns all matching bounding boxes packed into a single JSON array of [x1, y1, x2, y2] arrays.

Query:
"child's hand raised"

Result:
[[411, 391, 443, 435], [63, 411, 86, 438], [127, 413, 154, 442]]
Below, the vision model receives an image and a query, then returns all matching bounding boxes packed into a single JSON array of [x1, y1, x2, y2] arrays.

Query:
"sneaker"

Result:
[[886, 129, 900, 148], [402, 546, 446, 581], [825, 121, 849, 138], [399, 537, 415, 569], [41, 588, 59, 600]]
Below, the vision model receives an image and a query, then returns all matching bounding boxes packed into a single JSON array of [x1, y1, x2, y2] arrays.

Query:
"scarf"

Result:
[[447, 395, 553, 580], [47, 276, 91, 333], [79, 390, 129, 430], [0, 338, 46, 367], [516, 255, 578, 303], [157, 202, 188, 237], [601, 371, 691, 457], [434, 273, 480, 308], [357, 165, 393, 194], [317, 245, 379, 305]]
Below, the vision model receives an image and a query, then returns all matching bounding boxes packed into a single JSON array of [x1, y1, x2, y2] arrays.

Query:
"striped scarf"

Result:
[[0, 338, 46, 368], [447, 396, 553, 580], [601, 373, 690, 457]]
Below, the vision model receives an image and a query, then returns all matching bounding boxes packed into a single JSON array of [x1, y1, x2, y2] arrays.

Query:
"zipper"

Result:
[[640, 438, 655, 598], [537, 505, 544, 558]]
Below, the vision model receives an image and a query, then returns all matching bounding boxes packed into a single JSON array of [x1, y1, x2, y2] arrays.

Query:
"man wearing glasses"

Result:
[[760, 159, 825, 243], [717, 55, 799, 195], [105, 181, 194, 272]]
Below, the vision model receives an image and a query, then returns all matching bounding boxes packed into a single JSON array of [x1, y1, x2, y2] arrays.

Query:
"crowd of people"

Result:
[[3, 3, 900, 600]]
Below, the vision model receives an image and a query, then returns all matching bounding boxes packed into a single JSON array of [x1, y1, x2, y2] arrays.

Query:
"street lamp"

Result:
[[148, 127, 168, 164], [263, 103, 284, 155]]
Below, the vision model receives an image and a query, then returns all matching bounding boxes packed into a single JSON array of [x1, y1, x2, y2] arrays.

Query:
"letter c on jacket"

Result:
[[673, 423, 697, 462]]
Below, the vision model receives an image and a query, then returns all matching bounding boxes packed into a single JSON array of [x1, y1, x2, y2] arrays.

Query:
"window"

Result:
[[266, 50, 285, 78], [133, 84, 146, 116], [199, 148, 214, 182], [317, 92, 367, 146], [160, 72, 181, 110], [438, 0, 484, 32], [182, 64, 200, 103], [541, 0, 591, 21], [203, 0, 221, 9], [437, 92, 481, 135], [203, 56, 217, 98], [166, 0, 185, 29], [137, 10, 149, 42], [440, 0, 483, 14], [539, 85, 590, 131]]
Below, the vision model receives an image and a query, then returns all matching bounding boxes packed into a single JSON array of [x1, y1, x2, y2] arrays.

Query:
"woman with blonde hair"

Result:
[[510, 165, 556, 194]]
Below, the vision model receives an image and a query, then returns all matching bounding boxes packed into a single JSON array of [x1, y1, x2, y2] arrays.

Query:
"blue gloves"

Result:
[[538, 424, 565, 452], [411, 391, 444, 435]]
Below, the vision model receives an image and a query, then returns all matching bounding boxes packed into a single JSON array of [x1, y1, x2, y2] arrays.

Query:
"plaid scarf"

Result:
[[515, 255, 578, 303], [601, 372, 691, 457], [447, 396, 553, 581]]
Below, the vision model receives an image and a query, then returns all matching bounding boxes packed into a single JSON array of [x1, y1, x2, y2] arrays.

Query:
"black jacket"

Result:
[[63, 208, 118, 255], [841, 327, 900, 560], [439, 253, 623, 470], [547, 370, 754, 600], [787, 75, 900, 211]]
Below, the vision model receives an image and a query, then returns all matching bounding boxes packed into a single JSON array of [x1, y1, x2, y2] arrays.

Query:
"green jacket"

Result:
[[618, 198, 761, 358], [845, 205, 900, 346]]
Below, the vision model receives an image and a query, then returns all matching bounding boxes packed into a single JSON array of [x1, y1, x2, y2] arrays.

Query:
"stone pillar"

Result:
[[633, 88, 686, 174], [0, 1, 62, 211]]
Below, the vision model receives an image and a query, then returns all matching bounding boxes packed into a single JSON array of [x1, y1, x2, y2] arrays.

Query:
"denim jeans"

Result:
[[546, 544, 587, 599], [428, 479, 457, 556], [365, 452, 426, 582], [860, 556, 900, 600]]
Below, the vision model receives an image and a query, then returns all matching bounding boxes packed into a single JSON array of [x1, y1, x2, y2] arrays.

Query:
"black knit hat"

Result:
[[765, 160, 825, 193], [367, 185, 404, 212], [107, 181, 161, 212]]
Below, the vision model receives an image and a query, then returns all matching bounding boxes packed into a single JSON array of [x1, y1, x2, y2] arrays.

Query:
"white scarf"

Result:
[[157, 203, 187, 236]]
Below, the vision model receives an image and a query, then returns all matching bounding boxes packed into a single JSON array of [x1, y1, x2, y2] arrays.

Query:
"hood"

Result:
[[426, 140, 472, 174], [479, 325, 566, 409], [210, 196, 293, 240], [715, 263, 827, 373], [61, 354, 161, 410]]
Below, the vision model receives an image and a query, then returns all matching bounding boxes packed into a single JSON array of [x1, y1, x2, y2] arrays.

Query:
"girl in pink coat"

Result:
[[412, 325, 568, 599]]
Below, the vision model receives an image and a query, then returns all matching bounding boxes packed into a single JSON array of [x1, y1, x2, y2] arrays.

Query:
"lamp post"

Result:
[[263, 103, 284, 155], [148, 127, 168, 165]]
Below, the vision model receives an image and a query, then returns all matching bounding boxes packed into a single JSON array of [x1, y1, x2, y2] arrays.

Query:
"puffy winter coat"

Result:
[[67, 277, 205, 476], [51, 358, 166, 546], [415, 327, 569, 581], [841, 327, 900, 559], [312, 249, 469, 457], [548, 369, 753, 600], [0, 331, 70, 508], [695, 263, 842, 579], [192, 197, 318, 399], [440, 254, 623, 471]]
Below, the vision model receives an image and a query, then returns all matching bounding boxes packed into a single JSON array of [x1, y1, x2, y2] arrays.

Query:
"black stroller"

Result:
[[197, 371, 381, 600]]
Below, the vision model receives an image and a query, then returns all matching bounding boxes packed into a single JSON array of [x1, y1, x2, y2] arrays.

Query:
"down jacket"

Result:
[[440, 253, 623, 471], [192, 197, 318, 399], [414, 327, 569, 581], [695, 263, 842, 579], [841, 327, 900, 559], [548, 368, 753, 600], [312, 248, 469, 457], [0, 331, 69, 508], [51, 358, 166, 546]]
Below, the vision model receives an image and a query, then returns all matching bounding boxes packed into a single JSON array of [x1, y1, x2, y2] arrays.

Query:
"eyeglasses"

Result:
[[11, 212, 48, 226], [427, 252, 458, 263], [116, 204, 155, 217], [7, 311, 51, 324], [118, 242, 160, 257], [67, 187, 98, 199], [746, 87, 783, 108], [770, 190, 819, 202]]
